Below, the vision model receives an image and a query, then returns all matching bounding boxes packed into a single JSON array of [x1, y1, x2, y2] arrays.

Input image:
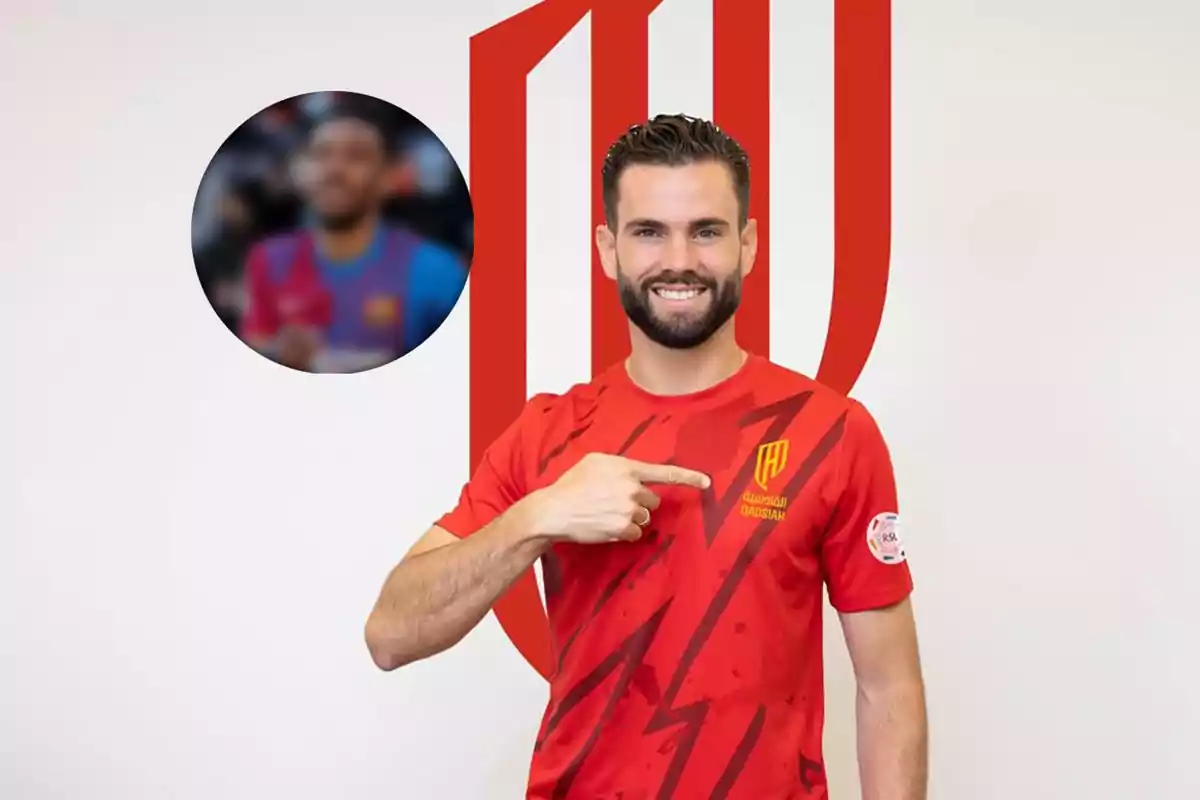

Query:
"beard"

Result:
[[617, 263, 743, 349], [313, 204, 371, 232], [309, 179, 380, 232]]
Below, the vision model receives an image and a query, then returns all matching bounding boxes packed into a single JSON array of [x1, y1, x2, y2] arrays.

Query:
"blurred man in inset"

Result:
[[240, 107, 466, 372]]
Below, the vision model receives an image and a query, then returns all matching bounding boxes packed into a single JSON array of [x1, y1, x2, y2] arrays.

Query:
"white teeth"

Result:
[[655, 288, 702, 300]]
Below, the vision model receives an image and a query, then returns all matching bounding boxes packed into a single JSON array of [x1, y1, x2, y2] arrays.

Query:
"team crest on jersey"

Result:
[[363, 295, 400, 328], [866, 512, 906, 564], [740, 439, 791, 522], [753, 439, 789, 490]]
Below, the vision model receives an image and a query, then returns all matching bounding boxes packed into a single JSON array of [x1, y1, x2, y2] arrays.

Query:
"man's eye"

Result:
[[633, 228, 660, 237], [696, 229, 720, 239]]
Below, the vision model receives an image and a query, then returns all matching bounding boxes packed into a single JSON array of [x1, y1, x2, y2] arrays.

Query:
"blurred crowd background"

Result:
[[190, 91, 473, 333]]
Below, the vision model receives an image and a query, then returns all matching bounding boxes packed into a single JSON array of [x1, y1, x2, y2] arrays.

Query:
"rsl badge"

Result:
[[866, 512, 906, 564]]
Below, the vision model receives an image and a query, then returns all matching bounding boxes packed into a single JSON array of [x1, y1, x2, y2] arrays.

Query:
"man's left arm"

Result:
[[820, 399, 927, 800], [841, 599, 927, 800]]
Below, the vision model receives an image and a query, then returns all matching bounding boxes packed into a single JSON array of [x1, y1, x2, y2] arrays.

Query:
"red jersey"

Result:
[[437, 354, 913, 799]]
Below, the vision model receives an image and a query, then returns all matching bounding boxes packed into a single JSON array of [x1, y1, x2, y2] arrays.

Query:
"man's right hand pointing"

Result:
[[521, 453, 711, 544]]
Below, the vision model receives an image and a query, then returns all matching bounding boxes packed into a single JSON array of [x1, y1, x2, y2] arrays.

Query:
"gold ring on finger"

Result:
[[634, 507, 651, 527]]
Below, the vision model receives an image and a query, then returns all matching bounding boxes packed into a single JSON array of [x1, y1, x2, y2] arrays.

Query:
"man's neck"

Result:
[[624, 323, 747, 397], [315, 216, 379, 262]]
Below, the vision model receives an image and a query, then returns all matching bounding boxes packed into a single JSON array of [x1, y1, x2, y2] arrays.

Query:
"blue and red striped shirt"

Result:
[[241, 225, 466, 370]]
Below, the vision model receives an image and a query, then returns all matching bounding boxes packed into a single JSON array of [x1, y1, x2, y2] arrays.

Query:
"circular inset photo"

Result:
[[191, 91, 472, 373]]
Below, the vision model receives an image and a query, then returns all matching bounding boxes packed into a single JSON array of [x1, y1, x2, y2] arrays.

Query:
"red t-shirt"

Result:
[[437, 354, 913, 799]]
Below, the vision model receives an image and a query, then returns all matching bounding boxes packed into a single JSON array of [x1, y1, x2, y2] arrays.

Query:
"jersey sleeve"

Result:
[[819, 399, 914, 613], [435, 395, 550, 538], [406, 242, 468, 349], [240, 244, 280, 341]]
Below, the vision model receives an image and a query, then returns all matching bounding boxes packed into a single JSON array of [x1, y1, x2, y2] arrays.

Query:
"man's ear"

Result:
[[739, 218, 759, 279], [596, 224, 618, 280]]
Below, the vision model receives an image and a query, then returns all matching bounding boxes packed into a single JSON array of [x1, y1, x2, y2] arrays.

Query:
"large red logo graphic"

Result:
[[468, 0, 891, 680]]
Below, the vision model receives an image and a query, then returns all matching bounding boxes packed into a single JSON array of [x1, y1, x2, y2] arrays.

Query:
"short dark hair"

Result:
[[309, 103, 395, 158], [601, 114, 751, 227]]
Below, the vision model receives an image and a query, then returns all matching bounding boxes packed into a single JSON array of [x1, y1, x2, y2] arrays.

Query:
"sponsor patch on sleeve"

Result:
[[866, 512, 906, 564]]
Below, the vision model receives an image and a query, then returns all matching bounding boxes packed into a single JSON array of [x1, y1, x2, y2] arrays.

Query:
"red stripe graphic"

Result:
[[468, 0, 891, 679], [820, 0, 892, 393], [468, 0, 593, 679], [714, 0, 770, 356], [589, 0, 667, 374]]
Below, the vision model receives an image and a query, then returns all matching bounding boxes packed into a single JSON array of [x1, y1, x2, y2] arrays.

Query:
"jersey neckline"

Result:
[[604, 350, 767, 410]]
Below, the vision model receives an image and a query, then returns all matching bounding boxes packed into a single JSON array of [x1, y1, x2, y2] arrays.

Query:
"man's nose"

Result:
[[665, 232, 692, 270]]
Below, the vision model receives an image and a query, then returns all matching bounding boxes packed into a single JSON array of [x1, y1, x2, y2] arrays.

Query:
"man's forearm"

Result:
[[365, 503, 549, 670], [856, 678, 928, 800]]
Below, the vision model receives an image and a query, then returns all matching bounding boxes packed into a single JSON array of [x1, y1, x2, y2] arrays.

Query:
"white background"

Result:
[[2, 0, 1199, 798]]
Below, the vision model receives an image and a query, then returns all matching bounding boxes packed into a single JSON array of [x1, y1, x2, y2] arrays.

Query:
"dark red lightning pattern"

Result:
[[549, 602, 674, 799], [533, 392, 847, 797], [640, 403, 848, 798]]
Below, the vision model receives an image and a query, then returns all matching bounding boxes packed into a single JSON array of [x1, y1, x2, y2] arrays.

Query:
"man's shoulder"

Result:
[[506, 372, 617, 440], [251, 230, 310, 258], [518, 377, 606, 422], [391, 230, 466, 295], [247, 230, 312, 282], [386, 228, 461, 267], [755, 356, 870, 417]]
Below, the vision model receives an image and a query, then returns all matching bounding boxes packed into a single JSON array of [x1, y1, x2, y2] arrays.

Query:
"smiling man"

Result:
[[240, 106, 466, 372], [366, 114, 927, 799]]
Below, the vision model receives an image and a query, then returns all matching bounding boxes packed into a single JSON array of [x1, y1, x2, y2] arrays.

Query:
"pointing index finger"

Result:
[[624, 459, 711, 489]]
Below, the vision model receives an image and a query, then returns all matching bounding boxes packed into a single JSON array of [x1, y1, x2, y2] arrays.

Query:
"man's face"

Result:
[[302, 118, 389, 230], [598, 161, 756, 349]]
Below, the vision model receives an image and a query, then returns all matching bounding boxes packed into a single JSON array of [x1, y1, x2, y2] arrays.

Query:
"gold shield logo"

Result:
[[754, 440, 789, 490]]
